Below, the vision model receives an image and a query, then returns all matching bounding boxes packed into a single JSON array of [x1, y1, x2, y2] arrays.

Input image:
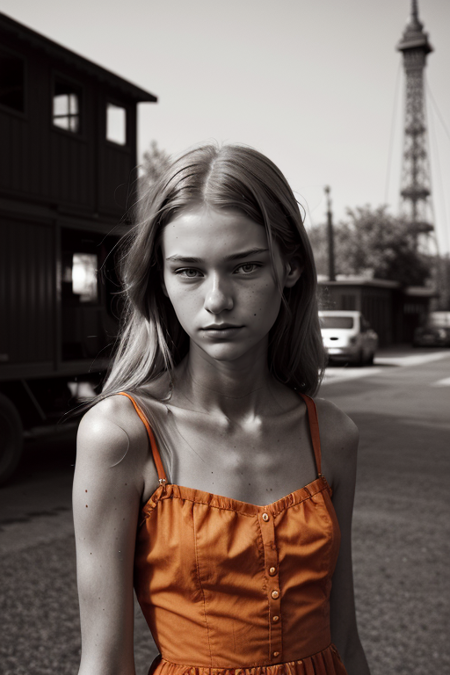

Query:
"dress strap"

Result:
[[117, 392, 168, 485], [298, 393, 322, 477]]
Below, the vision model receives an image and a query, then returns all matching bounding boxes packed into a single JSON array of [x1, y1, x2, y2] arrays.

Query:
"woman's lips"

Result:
[[201, 325, 244, 337], [202, 324, 243, 330]]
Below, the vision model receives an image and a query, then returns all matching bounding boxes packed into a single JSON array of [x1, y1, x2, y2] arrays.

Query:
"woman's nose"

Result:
[[204, 277, 234, 314]]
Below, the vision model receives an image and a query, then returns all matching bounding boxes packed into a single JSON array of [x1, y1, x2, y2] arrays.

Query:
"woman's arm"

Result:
[[73, 396, 151, 675], [317, 399, 371, 675]]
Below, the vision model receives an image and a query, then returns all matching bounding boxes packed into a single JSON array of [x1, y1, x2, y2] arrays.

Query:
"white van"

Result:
[[319, 310, 379, 366]]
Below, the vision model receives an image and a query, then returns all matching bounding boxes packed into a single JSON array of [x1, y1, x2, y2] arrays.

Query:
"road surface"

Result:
[[1, 347, 449, 675]]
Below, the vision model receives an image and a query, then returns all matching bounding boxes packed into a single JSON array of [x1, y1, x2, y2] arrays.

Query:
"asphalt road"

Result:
[[1, 347, 449, 675]]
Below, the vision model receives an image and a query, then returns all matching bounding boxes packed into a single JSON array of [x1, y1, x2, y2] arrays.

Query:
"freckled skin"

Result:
[[161, 205, 290, 368]]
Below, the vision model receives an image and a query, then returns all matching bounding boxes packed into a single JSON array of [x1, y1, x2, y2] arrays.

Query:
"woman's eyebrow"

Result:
[[166, 248, 269, 263]]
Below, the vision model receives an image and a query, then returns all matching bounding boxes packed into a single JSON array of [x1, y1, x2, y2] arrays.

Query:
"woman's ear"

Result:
[[284, 258, 303, 288]]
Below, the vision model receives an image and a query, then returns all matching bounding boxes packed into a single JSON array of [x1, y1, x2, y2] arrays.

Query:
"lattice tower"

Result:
[[397, 0, 434, 245]]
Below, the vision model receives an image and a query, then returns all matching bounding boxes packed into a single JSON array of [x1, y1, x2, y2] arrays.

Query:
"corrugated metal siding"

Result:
[[0, 219, 54, 364]]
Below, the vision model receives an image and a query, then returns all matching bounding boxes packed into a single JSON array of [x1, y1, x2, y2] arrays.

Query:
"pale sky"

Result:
[[3, 0, 450, 252]]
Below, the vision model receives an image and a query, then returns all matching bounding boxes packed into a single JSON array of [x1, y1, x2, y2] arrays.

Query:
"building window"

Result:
[[71, 253, 98, 303], [0, 48, 25, 112], [53, 81, 81, 132], [61, 228, 121, 361], [106, 102, 126, 145]]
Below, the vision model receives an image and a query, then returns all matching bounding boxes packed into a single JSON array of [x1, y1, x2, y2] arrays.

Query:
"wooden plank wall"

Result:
[[0, 29, 137, 218], [99, 143, 134, 215], [0, 219, 55, 364], [0, 25, 141, 375]]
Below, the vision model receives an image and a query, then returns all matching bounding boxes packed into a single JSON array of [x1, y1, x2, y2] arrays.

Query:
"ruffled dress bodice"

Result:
[[120, 393, 348, 675]]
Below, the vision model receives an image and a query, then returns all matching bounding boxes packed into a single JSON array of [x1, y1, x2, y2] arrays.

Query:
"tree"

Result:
[[309, 205, 432, 287], [139, 140, 171, 197]]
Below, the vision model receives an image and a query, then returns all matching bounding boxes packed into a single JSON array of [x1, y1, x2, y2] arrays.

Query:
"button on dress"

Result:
[[119, 392, 348, 675]]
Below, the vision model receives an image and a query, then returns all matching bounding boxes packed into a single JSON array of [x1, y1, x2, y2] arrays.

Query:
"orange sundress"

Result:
[[119, 392, 348, 675]]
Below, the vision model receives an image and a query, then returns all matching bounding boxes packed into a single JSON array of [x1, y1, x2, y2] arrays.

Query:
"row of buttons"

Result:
[[261, 512, 282, 662]]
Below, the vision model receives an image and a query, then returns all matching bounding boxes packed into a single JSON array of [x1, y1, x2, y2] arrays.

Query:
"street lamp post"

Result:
[[325, 185, 336, 282]]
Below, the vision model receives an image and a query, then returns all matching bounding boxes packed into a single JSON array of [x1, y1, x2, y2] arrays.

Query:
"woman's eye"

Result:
[[236, 263, 259, 274], [177, 268, 202, 278]]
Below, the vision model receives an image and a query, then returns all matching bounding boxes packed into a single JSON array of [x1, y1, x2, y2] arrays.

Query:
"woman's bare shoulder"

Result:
[[314, 397, 358, 441], [313, 397, 359, 481], [77, 394, 149, 468]]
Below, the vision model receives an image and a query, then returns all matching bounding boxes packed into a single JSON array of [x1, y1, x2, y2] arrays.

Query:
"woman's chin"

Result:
[[194, 340, 264, 365]]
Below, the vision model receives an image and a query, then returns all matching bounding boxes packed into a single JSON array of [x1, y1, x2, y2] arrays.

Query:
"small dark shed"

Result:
[[318, 277, 434, 346]]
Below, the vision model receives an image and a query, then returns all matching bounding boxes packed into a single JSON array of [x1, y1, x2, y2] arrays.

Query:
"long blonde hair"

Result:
[[103, 143, 325, 397]]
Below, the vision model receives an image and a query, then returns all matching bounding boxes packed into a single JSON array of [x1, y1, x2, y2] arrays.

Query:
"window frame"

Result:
[[51, 71, 85, 139], [105, 97, 130, 149]]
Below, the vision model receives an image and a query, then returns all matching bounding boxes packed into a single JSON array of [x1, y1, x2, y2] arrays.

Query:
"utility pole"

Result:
[[324, 185, 336, 282]]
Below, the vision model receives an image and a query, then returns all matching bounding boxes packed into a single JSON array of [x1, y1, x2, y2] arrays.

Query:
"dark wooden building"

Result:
[[0, 12, 156, 481]]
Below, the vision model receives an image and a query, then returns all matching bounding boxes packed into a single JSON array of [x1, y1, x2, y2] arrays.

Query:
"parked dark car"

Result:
[[413, 326, 450, 347], [413, 312, 450, 347]]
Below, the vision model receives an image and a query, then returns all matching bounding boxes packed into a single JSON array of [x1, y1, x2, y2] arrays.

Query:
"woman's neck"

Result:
[[173, 343, 281, 421]]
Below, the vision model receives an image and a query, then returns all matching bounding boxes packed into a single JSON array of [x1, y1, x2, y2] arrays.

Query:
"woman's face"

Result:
[[161, 204, 300, 365]]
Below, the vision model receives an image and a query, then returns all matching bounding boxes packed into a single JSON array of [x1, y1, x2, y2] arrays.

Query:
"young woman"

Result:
[[73, 144, 371, 675]]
